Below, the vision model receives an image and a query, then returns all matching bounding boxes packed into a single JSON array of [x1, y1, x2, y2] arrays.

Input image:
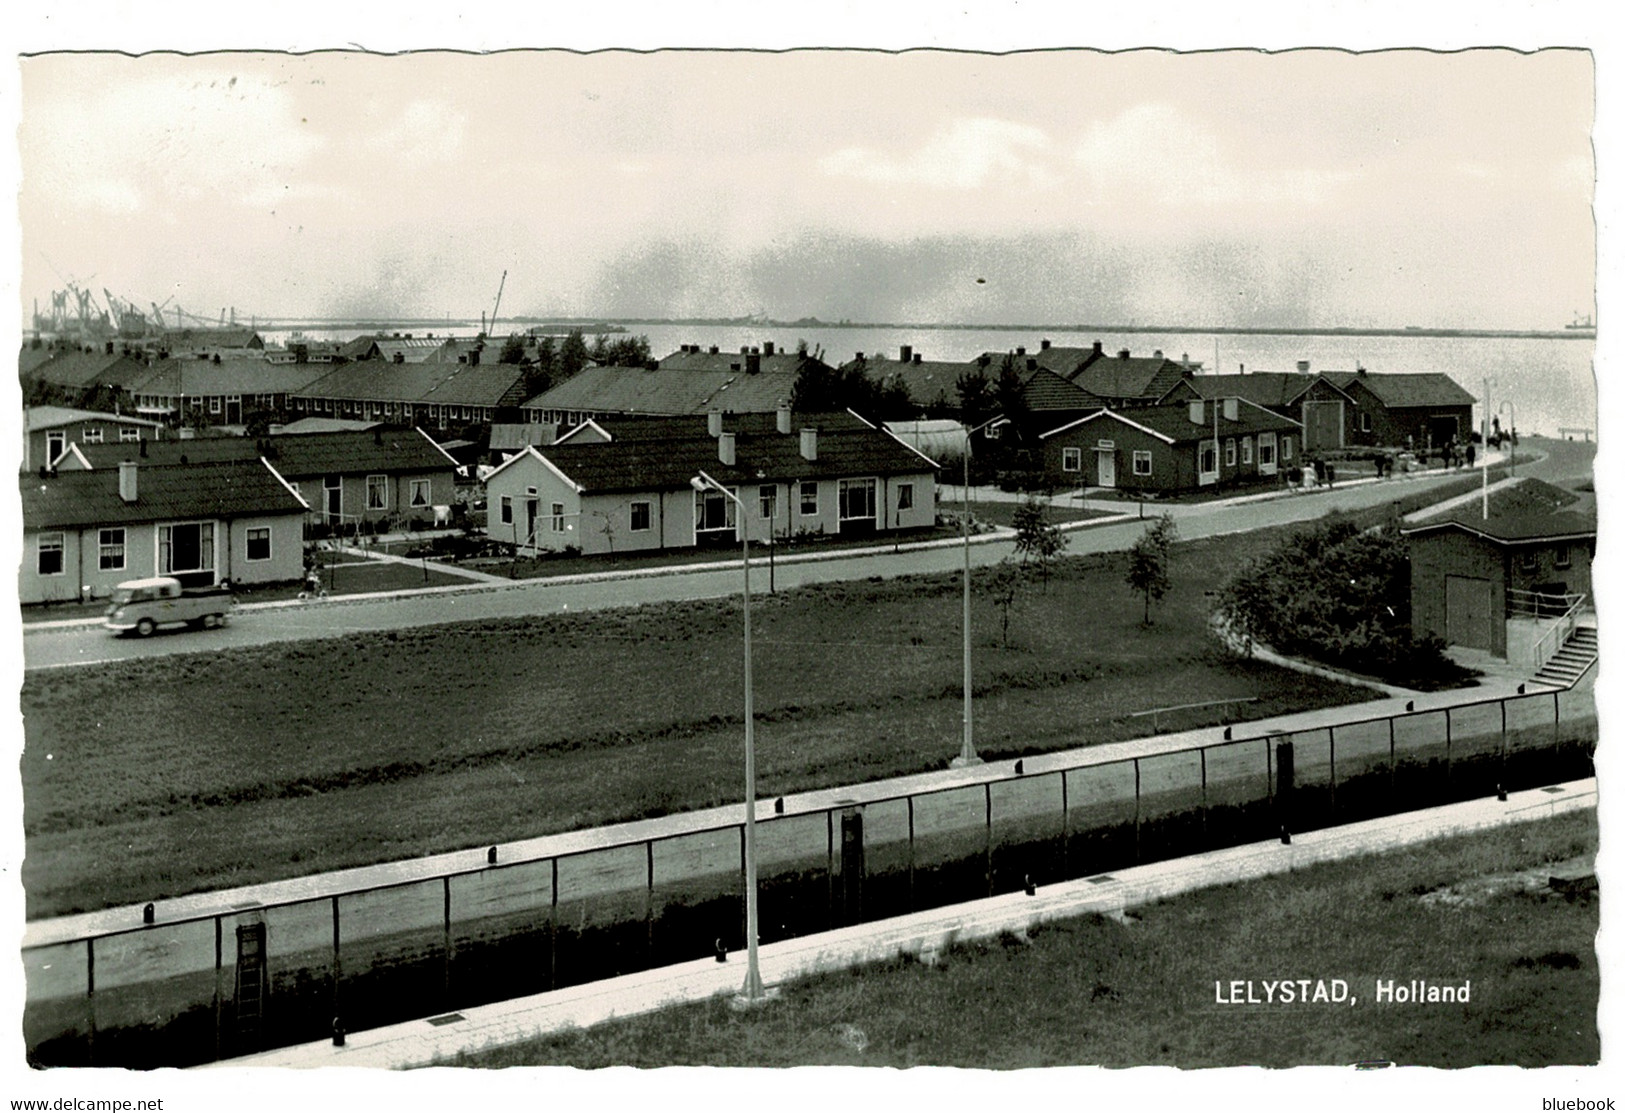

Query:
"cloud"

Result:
[[820, 117, 1058, 190]]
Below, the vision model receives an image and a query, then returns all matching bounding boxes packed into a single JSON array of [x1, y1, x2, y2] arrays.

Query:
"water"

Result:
[[258, 321, 1597, 438]]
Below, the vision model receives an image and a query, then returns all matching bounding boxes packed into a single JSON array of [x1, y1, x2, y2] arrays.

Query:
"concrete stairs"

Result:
[[1533, 625, 1597, 687]]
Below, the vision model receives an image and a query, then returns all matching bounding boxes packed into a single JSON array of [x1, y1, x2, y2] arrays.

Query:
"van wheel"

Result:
[[201, 613, 219, 629], [135, 618, 157, 637]]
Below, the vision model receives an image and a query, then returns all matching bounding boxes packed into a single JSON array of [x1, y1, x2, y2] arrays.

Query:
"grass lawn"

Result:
[[21, 519, 1382, 919], [450, 810, 1598, 1069]]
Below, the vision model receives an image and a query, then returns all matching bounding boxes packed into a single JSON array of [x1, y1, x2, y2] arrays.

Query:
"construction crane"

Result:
[[483, 270, 507, 337]]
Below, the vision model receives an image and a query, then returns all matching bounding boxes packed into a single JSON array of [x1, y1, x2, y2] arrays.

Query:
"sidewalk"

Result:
[[217, 776, 1596, 1069]]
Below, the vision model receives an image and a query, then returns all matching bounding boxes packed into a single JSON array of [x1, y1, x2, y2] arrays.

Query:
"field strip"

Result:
[[214, 777, 1595, 1069]]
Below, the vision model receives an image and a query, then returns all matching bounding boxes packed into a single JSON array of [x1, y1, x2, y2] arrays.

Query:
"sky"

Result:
[[16, 47, 1597, 331]]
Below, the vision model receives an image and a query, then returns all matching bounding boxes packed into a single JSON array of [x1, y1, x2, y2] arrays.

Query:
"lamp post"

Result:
[[690, 470, 765, 1003], [953, 417, 1001, 768]]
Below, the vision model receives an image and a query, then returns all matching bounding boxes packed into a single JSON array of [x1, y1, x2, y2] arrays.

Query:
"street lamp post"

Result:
[[690, 470, 765, 1003], [953, 418, 1001, 768]]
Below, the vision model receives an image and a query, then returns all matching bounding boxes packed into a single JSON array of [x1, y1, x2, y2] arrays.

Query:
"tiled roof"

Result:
[[121, 357, 333, 397], [271, 417, 381, 434], [21, 458, 307, 532], [1321, 371, 1477, 408], [1404, 477, 1596, 543], [295, 361, 528, 408], [25, 406, 164, 432], [655, 347, 820, 375], [1020, 367, 1104, 411], [862, 357, 979, 407], [503, 411, 934, 495], [523, 364, 800, 415], [1044, 401, 1301, 443], [74, 428, 457, 479], [159, 327, 264, 350], [1158, 372, 1353, 408], [1070, 354, 1190, 402], [22, 350, 151, 391], [489, 423, 558, 452]]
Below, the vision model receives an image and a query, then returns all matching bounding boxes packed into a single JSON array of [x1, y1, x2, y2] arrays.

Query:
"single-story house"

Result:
[[71, 427, 460, 530], [20, 457, 308, 604], [290, 359, 529, 432], [1025, 340, 1200, 407], [1400, 477, 1595, 662], [488, 422, 559, 464], [119, 356, 333, 425], [24, 406, 167, 472], [484, 408, 939, 556], [1318, 369, 1477, 451], [1038, 398, 1302, 494], [1156, 370, 1361, 452]]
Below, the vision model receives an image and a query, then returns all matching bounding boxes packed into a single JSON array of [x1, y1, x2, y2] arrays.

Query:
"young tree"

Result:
[[558, 329, 591, 380], [1126, 512, 1178, 625], [1012, 496, 1064, 588], [985, 557, 1023, 648], [498, 332, 528, 364]]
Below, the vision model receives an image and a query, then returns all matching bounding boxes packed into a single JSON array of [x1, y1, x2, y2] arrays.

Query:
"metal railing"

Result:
[[1516, 591, 1589, 671], [22, 685, 1597, 1068]]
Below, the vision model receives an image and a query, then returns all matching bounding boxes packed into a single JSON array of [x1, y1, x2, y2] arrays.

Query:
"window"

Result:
[[630, 501, 652, 532], [696, 488, 735, 532], [1361, 412, 1372, 433], [1518, 551, 1538, 573], [1199, 441, 1218, 479], [1282, 436, 1293, 461], [246, 527, 271, 562], [1555, 546, 1572, 570], [82, 426, 104, 444], [119, 426, 141, 443], [409, 479, 431, 508], [838, 477, 878, 522], [1258, 434, 1276, 467], [759, 484, 777, 520], [551, 502, 565, 532], [1242, 437, 1253, 464], [800, 480, 819, 516], [1062, 446, 1082, 472], [1224, 439, 1236, 467], [500, 495, 513, 525], [1133, 450, 1153, 476], [46, 431, 64, 461], [366, 474, 388, 511], [38, 533, 64, 576], [897, 483, 914, 511], [98, 528, 126, 571], [159, 522, 215, 575], [209, 396, 221, 414]]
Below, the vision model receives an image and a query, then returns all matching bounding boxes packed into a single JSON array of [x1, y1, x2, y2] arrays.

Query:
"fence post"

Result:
[[1500, 698, 1509, 792], [1327, 727, 1336, 816], [1200, 747, 1209, 845], [984, 782, 994, 897], [549, 859, 559, 992], [1060, 769, 1071, 876], [1388, 717, 1397, 811], [907, 796, 916, 911], [442, 876, 453, 1007], [331, 896, 342, 1024], [1275, 738, 1295, 843], [1444, 707, 1454, 793], [1133, 758, 1142, 863], [646, 841, 656, 962], [86, 936, 96, 1065], [214, 917, 223, 1063]]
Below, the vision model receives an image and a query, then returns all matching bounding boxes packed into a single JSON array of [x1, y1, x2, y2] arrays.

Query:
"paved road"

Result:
[[22, 438, 1591, 672]]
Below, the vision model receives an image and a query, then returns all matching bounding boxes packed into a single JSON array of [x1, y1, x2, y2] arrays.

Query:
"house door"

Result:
[[1428, 415, 1460, 448], [1096, 448, 1117, 488], [525, 498, 539, 547], [324, 476, 342, 522], [1301, 400, 1344, 450], [1445, 575, 1494, 652]]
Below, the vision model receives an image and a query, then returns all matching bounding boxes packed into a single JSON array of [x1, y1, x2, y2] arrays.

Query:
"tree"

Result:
[[498, 332, 527, 364], [1125, 512, 1178, 625], [955, 366, 994, 428], [985, 557, 1023, 648], [1012, 496, 1064, 587], [559, 329, 591, 380]]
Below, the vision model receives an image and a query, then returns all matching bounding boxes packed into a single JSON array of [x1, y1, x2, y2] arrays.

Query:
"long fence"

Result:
[[22, 684, 1596, 1068]]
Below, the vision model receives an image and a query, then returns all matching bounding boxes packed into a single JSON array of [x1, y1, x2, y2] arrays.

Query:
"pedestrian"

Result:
[[1325, 461, 1336, 487], [1466, 441, 1477, 468]]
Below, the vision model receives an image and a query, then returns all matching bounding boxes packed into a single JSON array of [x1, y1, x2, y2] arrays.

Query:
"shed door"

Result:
[[1445, 575, 1493, 652], [1301, 400, 1344, 450]]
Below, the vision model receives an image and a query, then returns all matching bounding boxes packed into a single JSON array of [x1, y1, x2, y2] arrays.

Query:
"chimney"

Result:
[[1357, 364, 1368, 377], [1296, 359, 1311, 373], [900, 344, 913, 363], [708, 409, 722, 437], [800, 427, 818, 461], [1223, 397, 1239, 421], [1093, 340, 1103, 356], [913, 353, 922, 364], [1015, 346, 1026, 356], [746, 351, 761, 375], [763, 340, 775, 357], [1188, 400, 1205, 425], [1041, 339, 1051, 350], [740, 345, 750, 354], [1026, 358, 1037, 371], [1118, 349, 1131, 360], [710, 345, 719, 354], [718, 432, 736, 466], [855, 351, 864, 361], [777, 400, 791, 435], [1152, 349, 1164, 360], [978, 353, 992, 368], [118, 461, 138, 503]]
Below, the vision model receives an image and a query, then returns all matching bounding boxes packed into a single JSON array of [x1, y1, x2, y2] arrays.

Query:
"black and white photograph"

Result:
[[5, 5, 1615, 1109]]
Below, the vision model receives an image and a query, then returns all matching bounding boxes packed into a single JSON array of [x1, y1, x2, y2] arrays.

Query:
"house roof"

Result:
[[1157, 372, 1355, 408], [488, 423, 559, 452], [1020, 366, 1105, 411], [523, 364, 800, 416], [158, 327, 264, 350], [494, 411, 935, 495], [295, 360, 528, 408], [25, 406, 165, 432], [21, 457, 308, 532], [654, 347, 823, 375], [1068, 352, 1193, 402], [1041, 400, 1301, 444], [74, 427, 458, 479], [271, 417, 381, 435], [1320, 371, 1477, 408], [121, 357, 333, 398], [22, 350, 151, 391], [855, 355, 978, 407], [1402, 476, 1597, 544]]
